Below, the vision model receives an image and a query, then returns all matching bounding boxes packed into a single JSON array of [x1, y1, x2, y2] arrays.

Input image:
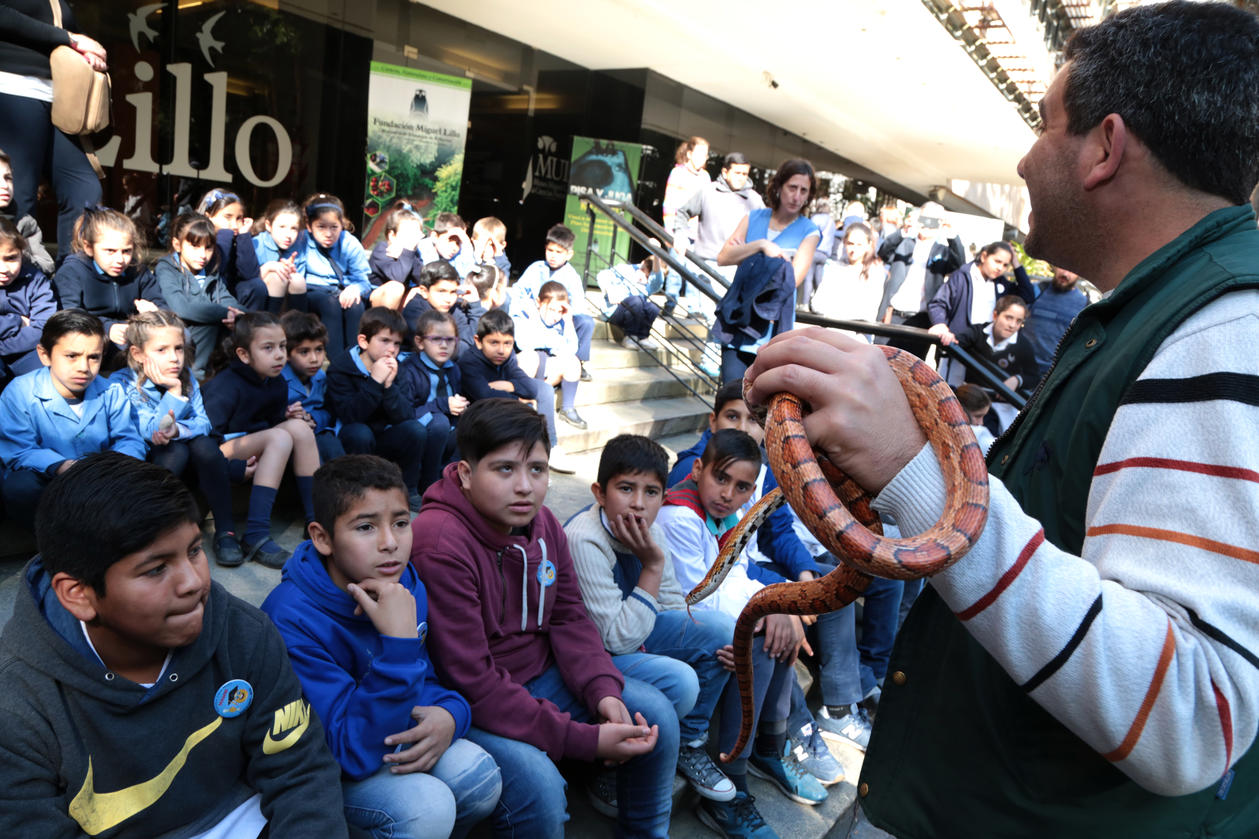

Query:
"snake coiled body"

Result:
[[686, 345, 990, 762]]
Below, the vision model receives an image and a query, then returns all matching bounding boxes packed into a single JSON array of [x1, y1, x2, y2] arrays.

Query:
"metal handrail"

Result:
[[578, 192, 1026, 409]]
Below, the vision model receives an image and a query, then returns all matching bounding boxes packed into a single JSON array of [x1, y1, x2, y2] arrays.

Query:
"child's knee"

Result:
[[281, 418, 315, 442]]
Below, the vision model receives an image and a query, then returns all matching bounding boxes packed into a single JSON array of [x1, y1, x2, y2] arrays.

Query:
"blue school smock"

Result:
[[282, 364, 334, 433], [0, 367, 146, 473], [252, 229, 307, 271], [299, 230, 371, 297], [109, 368, 213, 443]]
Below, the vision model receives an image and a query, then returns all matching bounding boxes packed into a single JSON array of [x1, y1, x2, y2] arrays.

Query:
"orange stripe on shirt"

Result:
[[956, 530, 1045, 621], [1103, 620, 1176, 763], [1094, 457, 1259, 484], [1087, 523, 1259, 566], [1213, 681, 1234, 769]]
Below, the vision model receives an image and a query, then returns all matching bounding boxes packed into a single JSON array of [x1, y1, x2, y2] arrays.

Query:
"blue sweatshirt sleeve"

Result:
[[754, 469, 828, 580], [338, 232, 372, 296], [0, 379, 62, 473]]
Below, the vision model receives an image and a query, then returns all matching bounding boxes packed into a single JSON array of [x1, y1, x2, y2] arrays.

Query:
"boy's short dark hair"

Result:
[[415, 308, 456, 339], [39, 308, 104, 353], [468, 264, 500, 297], [419, 259, 459, 289], [281, 310, 327, 348], [359, 306, 406, 341], [597, 435, 668, 490], [713, 380, 745, 415], [955, 383, 992, 413], [476, 307, 514, 339], [545, 224, 575, 250], [36, 453, 200, 595], [431, 212, 466, 234], [457, 398, 549, 463], [313, 454, 406, 535], [700, 428, 762, 475], [538, 280, 568, 303]]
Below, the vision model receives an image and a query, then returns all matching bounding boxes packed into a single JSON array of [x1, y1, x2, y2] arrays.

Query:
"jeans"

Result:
[[899, 578, 924, 630], [634, 609, 734, 744], [720, 346, 757, 386], [717, 635, 793, 772], [573, 313, 594, 363], [465, 665, 679, 838], [810, 574, 903, 707], [308, 286, 366, 353], [342, 738, 501, 839], [0, 92, 101, 256], [339, 420, 428, 493]]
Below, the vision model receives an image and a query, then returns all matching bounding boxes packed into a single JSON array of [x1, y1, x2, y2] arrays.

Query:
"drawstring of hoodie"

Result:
[[537, 540, 547, 629], [512, 540, 550, 631]]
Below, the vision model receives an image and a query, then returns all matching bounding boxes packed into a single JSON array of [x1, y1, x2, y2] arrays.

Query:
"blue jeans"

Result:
[[717, 635, 793, 773], [635, 609, 734, 745], [465, 665, 679, 838], [573, 313, 594, 363], [342, 738, 501, 839], [810, 557, 903, 706]]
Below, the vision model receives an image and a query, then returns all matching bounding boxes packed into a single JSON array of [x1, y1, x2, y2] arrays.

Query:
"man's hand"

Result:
[[339, 287, 363, 309], [487, 380, 515, 392], [447, 395, 469, 416], [108, 323, 127, 346], [134, 298, 159, 314], [383, 706, 456, 773], [744, 328, 927, 494], [717, 643, 735, 672], [347, 578, 418, 639]]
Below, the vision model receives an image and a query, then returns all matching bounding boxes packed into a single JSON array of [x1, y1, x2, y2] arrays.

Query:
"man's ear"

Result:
[[308, 520, 334, 556], [1081, 113, 1128, 192], [51, 572, 100, 623]]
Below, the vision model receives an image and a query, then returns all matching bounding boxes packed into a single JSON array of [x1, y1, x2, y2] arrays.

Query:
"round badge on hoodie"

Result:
[[536, 558, 556, 588], [214, 679, 254, 718], [417, 621, 428, 643]]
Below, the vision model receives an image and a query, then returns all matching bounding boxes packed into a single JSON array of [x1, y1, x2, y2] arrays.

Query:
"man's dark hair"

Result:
[[418, 259, 459, 289], [545, 223, 575, 250], [457, 398, 549, 463], [597, 435, 668, 489], [313, 454, 406, 534], [713, 380, 745, 415], [722, 152, 749, 169], [476, 307, 514, 338], [359, 306, 406, 341], [39, 309, 104, 353], [1062, 0, 1259, 205], [699, 428, 762, 475], [281, 309, 327, 348], [36, 453, 200, 595]]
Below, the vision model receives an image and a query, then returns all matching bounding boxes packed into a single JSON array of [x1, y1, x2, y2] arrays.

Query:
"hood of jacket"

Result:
[[279, 539, 423, 626]]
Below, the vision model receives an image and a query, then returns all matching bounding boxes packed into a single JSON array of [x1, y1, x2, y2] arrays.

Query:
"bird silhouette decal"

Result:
[[196, 11, 226, 67], [127, 3, 162, 52]]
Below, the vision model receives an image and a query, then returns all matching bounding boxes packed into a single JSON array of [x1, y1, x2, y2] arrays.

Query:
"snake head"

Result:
[[740, 376, 770, 428]]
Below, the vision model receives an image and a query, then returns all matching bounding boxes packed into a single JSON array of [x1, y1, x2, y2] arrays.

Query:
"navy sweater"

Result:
[[52, 253, 166, 333], [0, 260, 55, 366], [325, 348, 414, 433], [457, 348, 536, 402], [367, 240, 424, 289], [202, 359, 288, 437], [396, 354, 462, 422]]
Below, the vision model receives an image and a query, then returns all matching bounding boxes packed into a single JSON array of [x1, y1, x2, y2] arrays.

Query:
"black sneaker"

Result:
[[579, 364, 593, 382], [559, 408, 588, 430], [696, 791, 778, 838], [678, 744, 736, 801], [585, 769, 617, 819], [212, 531, 245, 568], [242, 537, 290, 569]]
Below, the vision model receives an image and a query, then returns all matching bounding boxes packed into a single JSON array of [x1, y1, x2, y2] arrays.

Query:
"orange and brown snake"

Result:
[[685, 345, 990, 762]]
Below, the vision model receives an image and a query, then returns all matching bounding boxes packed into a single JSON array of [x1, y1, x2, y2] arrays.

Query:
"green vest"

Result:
[[859, 206, 1259, 838]]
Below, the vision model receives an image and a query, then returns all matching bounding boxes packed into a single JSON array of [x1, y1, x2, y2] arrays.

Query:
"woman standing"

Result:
[[0, 0, 105, 258], [715, 158, 821, 382], [661, 136, 710, 317]]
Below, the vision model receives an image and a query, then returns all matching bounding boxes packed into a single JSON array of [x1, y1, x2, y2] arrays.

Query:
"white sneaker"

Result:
[[621, 337, 639, 350], [638, 336, 661, 350], [548, 445, 577, 474]]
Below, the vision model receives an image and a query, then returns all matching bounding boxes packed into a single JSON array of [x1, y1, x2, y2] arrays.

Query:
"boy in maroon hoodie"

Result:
[[409, 398, 680, 837]]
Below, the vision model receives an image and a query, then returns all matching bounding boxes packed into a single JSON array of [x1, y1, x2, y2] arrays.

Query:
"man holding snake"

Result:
[[745, 2, 1259, 836]]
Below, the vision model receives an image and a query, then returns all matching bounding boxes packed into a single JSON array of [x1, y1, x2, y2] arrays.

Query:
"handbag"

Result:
[[46, 0, 111, 135]]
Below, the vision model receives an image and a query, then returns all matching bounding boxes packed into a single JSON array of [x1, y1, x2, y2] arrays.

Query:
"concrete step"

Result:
[[588, 341, 713, 371], [554, 395, 711, 452], [571, 365, 710, 407]]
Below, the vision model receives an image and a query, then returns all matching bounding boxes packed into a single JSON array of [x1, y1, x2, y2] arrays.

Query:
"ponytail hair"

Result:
[[125, 310, 192, 394], [73, 206, 143, 266], [206, 311, 283, 378]]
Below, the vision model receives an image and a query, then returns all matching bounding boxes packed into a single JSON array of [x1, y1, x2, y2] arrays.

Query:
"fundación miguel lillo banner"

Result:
[[361, 62, 472, 246], [564, 136, 643, 282]]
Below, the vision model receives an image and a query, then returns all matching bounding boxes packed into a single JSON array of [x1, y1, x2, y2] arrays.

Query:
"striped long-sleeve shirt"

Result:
[[874, 289, 1259, 796]]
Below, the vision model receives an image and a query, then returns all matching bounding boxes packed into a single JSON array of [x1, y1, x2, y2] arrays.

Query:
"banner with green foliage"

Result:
[[564, 136, 643, 284], [360, 62, 471, 247]]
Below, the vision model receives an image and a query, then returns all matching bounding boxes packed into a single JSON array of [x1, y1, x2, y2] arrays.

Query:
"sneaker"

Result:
[[579, 364, 593, 382], [748, 746, 827, 805], [816, 704, 872, 752], [788, 723, 844, 786], [548, 444, 577, 474], [678, 744, 736, 801], [696, 791, 778, 839], [241, 537, 290, 570], [585, 769, 617, 819], [638, 336, 661, 350], [212, 531, 245, 568], [559, 408, 588, 430], [621, 336, 640, 350]]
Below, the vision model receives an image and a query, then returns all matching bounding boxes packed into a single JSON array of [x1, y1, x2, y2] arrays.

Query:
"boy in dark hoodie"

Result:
[[262, 455, 500, 839], [410, 398, 680, 838], [0, 453, 346, 838]]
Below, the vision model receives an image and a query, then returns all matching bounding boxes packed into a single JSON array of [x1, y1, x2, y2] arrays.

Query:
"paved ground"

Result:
[[0, 431, 857, 838]]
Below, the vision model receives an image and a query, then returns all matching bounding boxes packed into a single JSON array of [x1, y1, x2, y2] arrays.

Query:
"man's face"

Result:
[[1051, 267, 1079, 291], [723, 164, 751, 191], [1018, 65, 1086, 266]]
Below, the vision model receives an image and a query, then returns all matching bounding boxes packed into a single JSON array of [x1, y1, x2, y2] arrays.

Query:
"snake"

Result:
[[683, 344, 990, 762]]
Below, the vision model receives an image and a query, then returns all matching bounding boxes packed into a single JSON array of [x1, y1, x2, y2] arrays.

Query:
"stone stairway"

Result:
[[555, 313, 717, 452]]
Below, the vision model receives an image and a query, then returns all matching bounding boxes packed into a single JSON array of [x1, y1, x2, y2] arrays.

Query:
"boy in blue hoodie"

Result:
[[262, 455, 500, 839], [280, 310, 344, 464]]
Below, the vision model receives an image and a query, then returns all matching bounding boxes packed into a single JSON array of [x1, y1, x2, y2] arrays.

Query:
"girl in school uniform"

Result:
[[252, 199, 308, 312], [198, 188, 270, 312], [299, 193, 371, 352], [0, 309, 146, 524], [0, 216, 56, 384], [154, 213, 245, 380], [367, 202, 425, 310], [111, 309, 249, 568], [202, 312, 319, 569], [52, 206, 165, 370]]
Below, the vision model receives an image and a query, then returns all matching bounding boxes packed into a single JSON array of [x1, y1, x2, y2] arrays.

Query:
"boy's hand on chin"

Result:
[[609, 513, 664, 569], [382, 706, 455, 773], [347, 579, 417, 639]]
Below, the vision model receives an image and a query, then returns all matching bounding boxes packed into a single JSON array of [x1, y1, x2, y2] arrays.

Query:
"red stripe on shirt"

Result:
[[955, 530, 1045, 621], [1094, 457, 1259, 484], [1213, 681, 1234, 769], [1103, 620, 1176, 763]]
